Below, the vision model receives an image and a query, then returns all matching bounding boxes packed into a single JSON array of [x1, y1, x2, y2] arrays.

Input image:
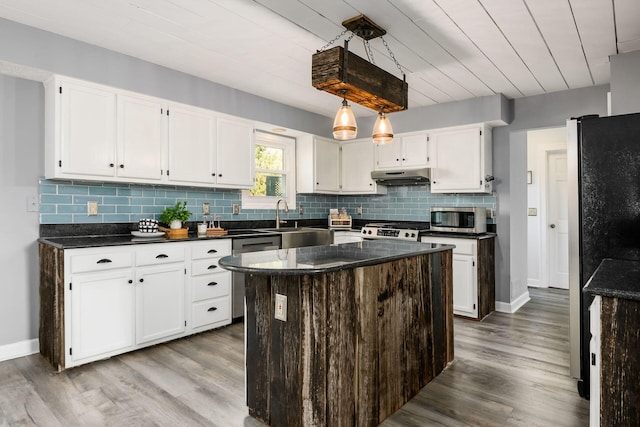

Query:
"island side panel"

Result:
[[325, 269, 356, 426], [600, 297, 640, 426], [301, 274, 327, 425], [245, 274, 272, 424], [354, 266, 379, 426], [39, 243, 65, 371], [270, 275, 303, 426], [442, 250, 455, 364]]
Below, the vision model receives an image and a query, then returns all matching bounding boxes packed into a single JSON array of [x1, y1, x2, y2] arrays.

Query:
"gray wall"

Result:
[[0, 75, 42, 345], [610, 51, 640, 115]]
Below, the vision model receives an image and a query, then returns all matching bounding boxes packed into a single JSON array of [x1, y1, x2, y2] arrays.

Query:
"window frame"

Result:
[[241, 131, 296, 210]]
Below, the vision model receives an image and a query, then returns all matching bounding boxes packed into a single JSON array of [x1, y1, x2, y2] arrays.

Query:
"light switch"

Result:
[[27, 195, 39, 212], [528, 208, 537, 216], [203, 203, 210, 215], [88, 201, 99, 216]]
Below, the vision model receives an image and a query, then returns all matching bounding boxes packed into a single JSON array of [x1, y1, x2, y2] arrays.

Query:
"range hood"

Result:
[[371, 167, 430, 185]]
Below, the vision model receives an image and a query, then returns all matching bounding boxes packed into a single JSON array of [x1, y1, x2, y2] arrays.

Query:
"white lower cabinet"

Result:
[[70, 269, 135, 363], [589, 296, 601, 427], [63, 239, 232, 369], [135, 264, 186, 345]]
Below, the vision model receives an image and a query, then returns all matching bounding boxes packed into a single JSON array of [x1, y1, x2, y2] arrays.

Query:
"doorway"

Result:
[[526, 127, 568, 289]]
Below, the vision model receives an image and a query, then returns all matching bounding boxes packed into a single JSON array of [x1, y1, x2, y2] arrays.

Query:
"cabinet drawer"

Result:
[[192, 297, 230, 328], [192, 274, 231, 302], [191, 240, 231, 260], [421, 237, 476, 256], [69, 251, 133, 273], [192, 258, 225, 276], [136, 245, 185, 266]]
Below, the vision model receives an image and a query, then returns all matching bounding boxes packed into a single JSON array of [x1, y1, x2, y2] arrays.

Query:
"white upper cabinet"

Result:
[[216, 117, 255, 188], [341, 138, 387, 194], [117, 93, 165, 181], [46, 77, 117, 179], [374, 132, 431, 170], [45, 75, 255, 189], [430, 124, 492, 193], [297, 136, 341, 194], [167, 104, 216, 185]]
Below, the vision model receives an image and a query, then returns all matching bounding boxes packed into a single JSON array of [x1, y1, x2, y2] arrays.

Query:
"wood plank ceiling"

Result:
[[0, 0, 637, 118]]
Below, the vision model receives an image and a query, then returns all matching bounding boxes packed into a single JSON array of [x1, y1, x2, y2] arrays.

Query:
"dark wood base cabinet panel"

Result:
[[477, 237, 496, 320], [245, 251, 454, 426], [39, 243, 65, 371]]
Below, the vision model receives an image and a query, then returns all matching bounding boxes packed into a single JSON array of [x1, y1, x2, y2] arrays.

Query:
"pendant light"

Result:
[[332, 97, 357, 140], [372, 111, 393, 144]]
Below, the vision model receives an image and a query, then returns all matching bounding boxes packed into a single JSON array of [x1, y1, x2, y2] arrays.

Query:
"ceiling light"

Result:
[[312, 14, 407, 143], [332, 97, 357, 140], [372, 112, 393, 145]]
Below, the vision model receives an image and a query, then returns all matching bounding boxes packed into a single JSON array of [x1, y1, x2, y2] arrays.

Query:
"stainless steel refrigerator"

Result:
[[568, 112, 640, 399]]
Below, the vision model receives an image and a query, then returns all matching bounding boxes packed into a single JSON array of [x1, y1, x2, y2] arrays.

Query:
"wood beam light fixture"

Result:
[[312, 14, 408, 144]]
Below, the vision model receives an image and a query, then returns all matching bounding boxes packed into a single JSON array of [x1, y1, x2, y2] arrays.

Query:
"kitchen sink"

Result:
[[259, 227, 333, 249]]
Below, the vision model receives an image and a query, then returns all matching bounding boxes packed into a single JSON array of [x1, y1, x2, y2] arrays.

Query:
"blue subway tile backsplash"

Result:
[[39, 179, 496, 225]]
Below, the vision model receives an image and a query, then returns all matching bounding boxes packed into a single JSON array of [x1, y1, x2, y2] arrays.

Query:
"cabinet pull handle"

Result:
[[156, 254, 169, 259], [207, 282, 218, 286], [207, 249, 218, 254], [207, 265, 217, 270], [96, 258, 112, 264], [207, 307, 218, 312]]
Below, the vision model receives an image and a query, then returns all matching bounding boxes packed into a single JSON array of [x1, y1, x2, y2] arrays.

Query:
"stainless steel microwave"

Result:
[[430, 207, 487, 234]]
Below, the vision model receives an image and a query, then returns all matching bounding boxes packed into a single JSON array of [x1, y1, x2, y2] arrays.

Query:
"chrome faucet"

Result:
[[276, 198, 289, 229]]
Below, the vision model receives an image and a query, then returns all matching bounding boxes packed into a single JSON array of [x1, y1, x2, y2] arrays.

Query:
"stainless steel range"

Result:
[[361, 222, 430, 241]]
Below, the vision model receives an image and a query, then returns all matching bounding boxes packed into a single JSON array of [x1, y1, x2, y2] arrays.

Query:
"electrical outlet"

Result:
[[275, 294, 287, 321], [356, 205, 363, 215], [27, 195, 39, 212], [299, 204, 304, 214], [232, 204, 240, 215], [203, 203, 210, 215], [87, 201, 98, 216]]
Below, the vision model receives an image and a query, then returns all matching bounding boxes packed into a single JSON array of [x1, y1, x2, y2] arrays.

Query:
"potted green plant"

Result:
[[160, 201, 192, 229]]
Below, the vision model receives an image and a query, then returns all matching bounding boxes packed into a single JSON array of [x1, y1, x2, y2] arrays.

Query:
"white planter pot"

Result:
[[170, 219, 183, 229]]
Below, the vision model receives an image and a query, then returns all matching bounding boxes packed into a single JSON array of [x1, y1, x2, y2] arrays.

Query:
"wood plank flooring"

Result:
[[0, 288, 588, 426]]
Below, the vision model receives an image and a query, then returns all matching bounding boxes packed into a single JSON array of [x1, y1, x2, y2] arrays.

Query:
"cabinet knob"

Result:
[[218, 174, 222, 177], [128, 279, 133, 284], [139, 278, 144, 283], [402, 158, 406, 161], [212, 173, 216, 176], [550, 224, 556, 229], [396, 158, 399, 162], [119, 164, 124, 168], [109, 163, 114, 168]]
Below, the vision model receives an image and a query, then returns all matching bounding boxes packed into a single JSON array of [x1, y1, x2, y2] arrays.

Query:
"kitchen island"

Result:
[[219, 240, 454, 427]]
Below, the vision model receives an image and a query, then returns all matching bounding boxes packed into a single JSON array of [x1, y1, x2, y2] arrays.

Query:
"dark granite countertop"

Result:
[[218, 240, 454, 276], [583, 258, 640, 301], [39, 229, 279, 249]]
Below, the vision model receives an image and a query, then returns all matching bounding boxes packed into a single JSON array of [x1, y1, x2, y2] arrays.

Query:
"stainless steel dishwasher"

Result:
[[231, 235, 281, 319]]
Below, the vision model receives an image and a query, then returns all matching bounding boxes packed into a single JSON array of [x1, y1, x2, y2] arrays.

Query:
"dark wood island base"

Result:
[[243, 251, 453, 426]]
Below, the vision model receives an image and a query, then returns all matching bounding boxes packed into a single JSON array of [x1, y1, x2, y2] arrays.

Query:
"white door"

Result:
[[167, 105, 216, 184], [431, 127, 481, 192], [136, 265, 186, 344], [374, 140, 402, 170], [452, 254, 478, 318], [60, 81, 117, 177], [341, 139, 375, 192], [117, 93, 165, 181], [401, 133, 430, 168], [314, 137, 340, 192], [70, 270, 135, 361], [547, 150, 569, 288], [216, 117, 254, 187]]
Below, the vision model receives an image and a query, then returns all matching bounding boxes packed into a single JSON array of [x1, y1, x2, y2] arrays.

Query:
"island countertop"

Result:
[[218, 240, 455, 275], [583, 258, 640, 301]]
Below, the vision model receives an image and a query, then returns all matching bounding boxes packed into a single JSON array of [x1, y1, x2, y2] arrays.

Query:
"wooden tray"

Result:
[[206, 228, 228, 237], [158, 226, 189, 239]]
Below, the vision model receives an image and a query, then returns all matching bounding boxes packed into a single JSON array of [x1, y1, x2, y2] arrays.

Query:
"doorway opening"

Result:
[[526, 127, 568, 289]]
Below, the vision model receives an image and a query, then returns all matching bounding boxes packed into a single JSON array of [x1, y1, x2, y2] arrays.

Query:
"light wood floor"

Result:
[[0, 288, 588, 426]]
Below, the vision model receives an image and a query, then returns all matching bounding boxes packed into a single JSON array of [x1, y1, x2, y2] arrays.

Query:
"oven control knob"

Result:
[[405, 232, 410, 237], [411, 233, 416, 238], [367, 230, 372, 235]]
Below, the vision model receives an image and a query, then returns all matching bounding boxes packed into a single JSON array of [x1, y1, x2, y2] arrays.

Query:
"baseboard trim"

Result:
[[0, 339, 39, 362], [495, 290, 531, 314]]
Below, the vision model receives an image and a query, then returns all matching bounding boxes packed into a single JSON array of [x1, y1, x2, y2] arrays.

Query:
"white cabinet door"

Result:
[[59, 80, 117, 177], [167, 105, 216, 184], [341, 139, 377, 193], [431, 127, 485, 193], [135, 264, 186, 344], [452, 254, 478, 318], [70, 270, 135, 362], [401, 133, 431, 168], [314, 137, 340, 192], [374, 140, 403, 169], [117, 93, 165, 181], [216, 117, 254, 188]]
